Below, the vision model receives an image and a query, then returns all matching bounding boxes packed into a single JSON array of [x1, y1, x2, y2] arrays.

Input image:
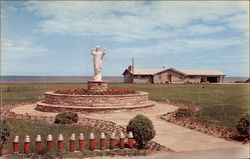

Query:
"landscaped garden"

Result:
[[1, 83, 249, 157], [1, 83, 249, 129], [1, 113, 162, 158]]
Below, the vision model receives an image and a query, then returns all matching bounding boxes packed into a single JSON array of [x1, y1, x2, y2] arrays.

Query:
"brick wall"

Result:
[[124, 72, 133, 83], [183, 76, 201, 83], [132, 75, 153, 84], [153, 71, 184, 84], [43, 91, 148, 107]]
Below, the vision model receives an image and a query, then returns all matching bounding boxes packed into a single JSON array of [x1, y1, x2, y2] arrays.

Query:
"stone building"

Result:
[[122, 66, 225, 84]]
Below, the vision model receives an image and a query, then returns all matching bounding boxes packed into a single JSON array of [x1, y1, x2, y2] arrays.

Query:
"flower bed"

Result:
[[55, 88, 137, 95]]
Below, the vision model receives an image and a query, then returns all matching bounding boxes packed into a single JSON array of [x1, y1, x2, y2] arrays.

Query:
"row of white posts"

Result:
[[13, 132, 134, 153]]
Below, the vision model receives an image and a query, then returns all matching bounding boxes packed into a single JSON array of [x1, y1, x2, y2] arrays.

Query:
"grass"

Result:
[[1, 83, 250, 128], [4, 118, 111, 158], [1, 83, 86, 105], [110, 83, 250, 128]]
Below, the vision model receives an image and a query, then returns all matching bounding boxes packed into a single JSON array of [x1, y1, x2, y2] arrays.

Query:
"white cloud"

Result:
[[224, 13, 249, 30], [167, 37, 242, 52], [23, 1, 249, 42], [185, 25, 226, 36], [2, 39, 48, 59], [111, 37, 243, 59], [7, 6, 18, 11], [1, 39, 50, 75], [2, 1, 248, 76]]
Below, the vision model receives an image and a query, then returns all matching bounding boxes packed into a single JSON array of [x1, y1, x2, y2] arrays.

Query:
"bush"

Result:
[[245, 78, 250, 83], [0, 120, 11, 155], [235, 81, 245, 83], [236, 113, 250, 137], [174, 108, 194, 118], [54, 112, 78, 124], [127, 115, 155, 149]]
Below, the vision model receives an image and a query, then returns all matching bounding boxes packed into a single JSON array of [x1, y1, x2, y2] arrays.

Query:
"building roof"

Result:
[[131, 68, 169, 75], [123, 67, 225, 76], [178, 69, 225, 76]]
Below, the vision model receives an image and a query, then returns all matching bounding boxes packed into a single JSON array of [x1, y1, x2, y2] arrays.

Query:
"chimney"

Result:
[[128, 65, 132, 71], [132, 58, 134, 73], [128, 58, 135, 73]]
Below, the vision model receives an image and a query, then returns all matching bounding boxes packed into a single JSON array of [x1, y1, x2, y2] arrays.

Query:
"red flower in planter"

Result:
[[55, 88, 137, 95]]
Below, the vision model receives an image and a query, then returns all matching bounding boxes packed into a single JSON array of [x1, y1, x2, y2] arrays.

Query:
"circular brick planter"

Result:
[[36, 91, 155, 112]]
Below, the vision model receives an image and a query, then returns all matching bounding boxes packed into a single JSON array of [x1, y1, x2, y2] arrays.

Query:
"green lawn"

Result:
[[1, 83, 250, 128], [110, 83, 250, 128]]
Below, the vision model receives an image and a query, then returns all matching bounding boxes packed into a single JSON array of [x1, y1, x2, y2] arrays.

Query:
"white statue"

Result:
[[91, 46, 107, 81]]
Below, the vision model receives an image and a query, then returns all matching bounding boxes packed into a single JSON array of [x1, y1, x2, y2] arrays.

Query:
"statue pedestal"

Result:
[[87, 80, 108, 92]]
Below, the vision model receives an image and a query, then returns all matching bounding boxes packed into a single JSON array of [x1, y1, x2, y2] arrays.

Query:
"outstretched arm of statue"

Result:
[[91, 48, 95, 55], [102, 48, 107, 58]]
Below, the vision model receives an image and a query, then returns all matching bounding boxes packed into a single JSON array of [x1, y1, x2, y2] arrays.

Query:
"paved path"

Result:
[[91, 147, 249, 159], [11, 102, 249, 158]]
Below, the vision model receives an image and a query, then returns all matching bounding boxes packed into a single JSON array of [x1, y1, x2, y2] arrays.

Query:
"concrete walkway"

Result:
[[11, 102, 249, 158], [91, 147, 249, 159]]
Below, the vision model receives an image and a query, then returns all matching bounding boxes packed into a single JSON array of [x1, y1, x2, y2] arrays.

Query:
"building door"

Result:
[[206, 77, 218, 83], [201, 76, 206, 82], [168, 74, 172, 82], [149, 76, 153, 84]]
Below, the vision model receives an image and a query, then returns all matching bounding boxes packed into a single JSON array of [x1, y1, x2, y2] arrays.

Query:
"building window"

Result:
[[167, 71, 173, 75], [189, 76, 194, 79]]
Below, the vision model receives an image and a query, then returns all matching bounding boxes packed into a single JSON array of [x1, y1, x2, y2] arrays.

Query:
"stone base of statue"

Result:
[[87, 80, 108, 92]]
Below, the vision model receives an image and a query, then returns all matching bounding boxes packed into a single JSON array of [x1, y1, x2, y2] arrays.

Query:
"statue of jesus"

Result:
[[91, 46, 107, 81]]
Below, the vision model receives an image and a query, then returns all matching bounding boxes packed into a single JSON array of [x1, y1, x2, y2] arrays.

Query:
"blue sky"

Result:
[[1, 1, 249, 77]]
